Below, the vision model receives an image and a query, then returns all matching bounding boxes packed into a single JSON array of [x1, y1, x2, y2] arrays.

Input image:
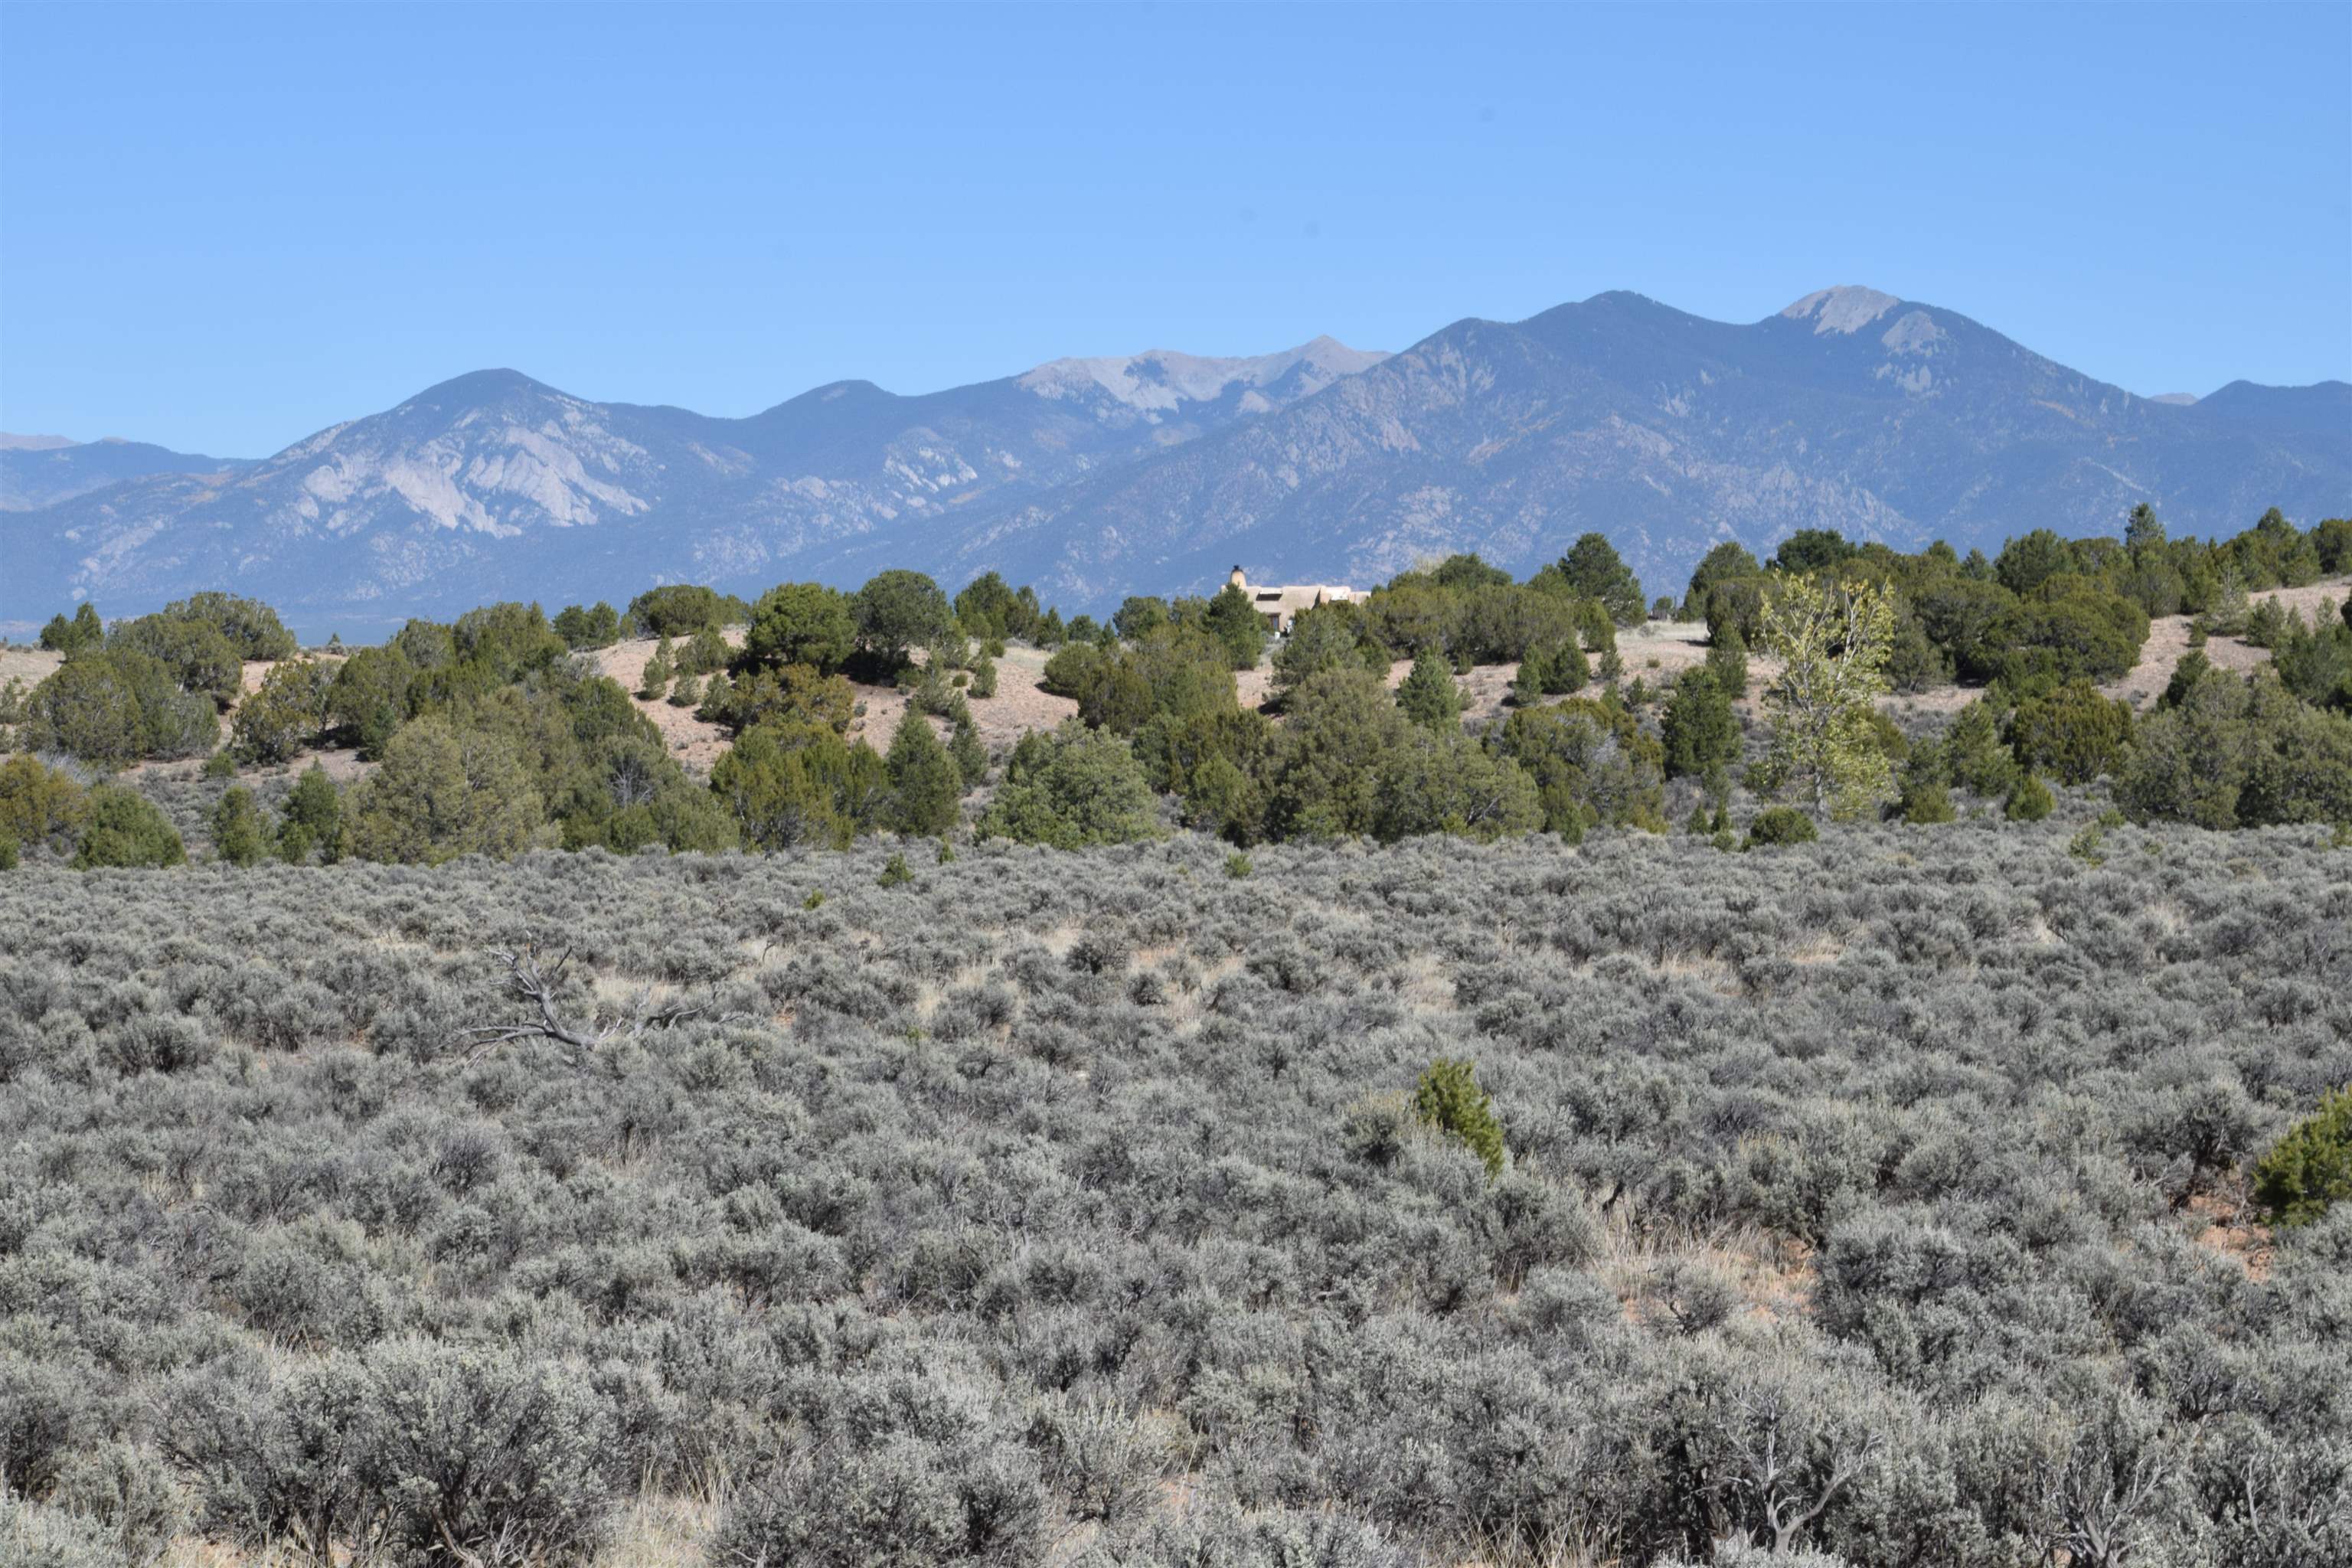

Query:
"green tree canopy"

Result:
[[742, 582, 858, 675], [1396, 650, 1467, 730], [854, 570, 956, 667], [71, 785, 186, 869], [626, 583, 738, 638], [1684, 541, 1762, 618], [211, 785, 272, 866], [1370, 728, 1541, 844], [884, 712, 963, 836], [2007, 681, 2134, 785], [325, 645, 416, 759], [711, 720, 887, 850], [2124, 503, 2167, 557], [2118, 667, 2352, 829], [1767, 529, 1856, 577], [108, 612, 243, 708], [1429, 553, 1513, 591], [276, 763, 345, 864], [2253, 1086, 2352, 1228], [1111, 596, 1171, 642], [1661, 666, 1740, 779], [345, 716, 544, 865], [1557, 533, 1646, 625], [162, 590, 297, 660], [0, 754, 88, 855], [552, 601, 622, 650], [1494, 698, 1666, 838], [1415, 1057, 1505, 1178], [976, 724, 1161, 848], [1199, 583, 1270, 670], [1269, 603, 1383, 704], [952, 571, 1036, 642], [1266, 668, 1410, 840], [24, 655, 151, 768], [707, 662, 854, 737], [558, 733, 737, 854], [233, 659, 335, 765], [38, 602, 104, 655]]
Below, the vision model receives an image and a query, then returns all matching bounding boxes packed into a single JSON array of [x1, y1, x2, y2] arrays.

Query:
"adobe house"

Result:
[[1225, 566, 1360, 634]]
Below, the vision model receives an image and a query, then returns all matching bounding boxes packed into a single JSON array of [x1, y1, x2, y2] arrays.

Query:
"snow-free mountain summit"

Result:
[[4, 289, 2344, 631]]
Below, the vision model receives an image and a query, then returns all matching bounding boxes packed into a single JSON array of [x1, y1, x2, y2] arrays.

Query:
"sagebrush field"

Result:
[[4, 821, 2347, 1566]]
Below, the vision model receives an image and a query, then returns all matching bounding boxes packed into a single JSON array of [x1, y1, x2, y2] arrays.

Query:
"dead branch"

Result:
[[456, 942, 710, 1063]]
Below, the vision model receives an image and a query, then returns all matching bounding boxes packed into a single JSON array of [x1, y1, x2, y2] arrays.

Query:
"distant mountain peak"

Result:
[[403, 368, 564, 407], [2148, 392, 2200, 406], [0, 432, 80, 451], [1781, 286, 1902, 335], [1018, 338, 1387, 416]]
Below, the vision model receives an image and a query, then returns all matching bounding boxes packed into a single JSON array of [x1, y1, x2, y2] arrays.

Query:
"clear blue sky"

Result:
[[3, 2, 2346, 458]]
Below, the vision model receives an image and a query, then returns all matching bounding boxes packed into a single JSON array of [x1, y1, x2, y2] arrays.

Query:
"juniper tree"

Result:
[[854, 570, 955, 668], [1707, 622, 1749, 701], [2253, 1087, 2352, 1227], [1661, 667, 1740, 779], [325, 645, 416, 759], [39, 600, 104, 655], [232, 660, 334, 765], [70, 785, 185, 868], [1557, 533, 1645, 625], [2004, 772, 2054, 822], [345, 716, 542, 864], [1395, 650, 1467, 730], [743, 582, 858, 675], [638, 636, 675, 700], [975, 724, 1159, 848], [886, 714, 962, 836], [1200, 583, 1269, 670], [0, 754, 87, 854], [276, 763, 344, 864], [552, 601, 622, 649], [949, 711, 989, 789], [210, 786, 271, 867]]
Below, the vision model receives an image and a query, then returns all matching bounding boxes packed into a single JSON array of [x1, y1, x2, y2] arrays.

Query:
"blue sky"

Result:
[[3, 2, 2346, 458]]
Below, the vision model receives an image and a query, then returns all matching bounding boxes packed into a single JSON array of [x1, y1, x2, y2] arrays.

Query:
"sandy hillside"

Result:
[[1236, 618, 1744, 727], [592, 633, 745, 771], [591, 635, 1083, 770], [2102, 578, 2347, 708], [0, 644, 62, 694], [848, 644, 1080, 757], [10, 578, 2345, 784]]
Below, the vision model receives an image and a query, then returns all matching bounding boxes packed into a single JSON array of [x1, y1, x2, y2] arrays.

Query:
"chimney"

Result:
[[1228, 565, 1247, 590]]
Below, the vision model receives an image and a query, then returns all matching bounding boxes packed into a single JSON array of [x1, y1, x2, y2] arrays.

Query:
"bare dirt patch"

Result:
[[851, 644, 1080, 757], [0, 643, 63, 693], [2186, 1190, 2273, 1282], [1236, 622, 1728, 724], [590, 634, 1081, 768], [2104, 578, 2348, 710], [591, 633, 743, 772]]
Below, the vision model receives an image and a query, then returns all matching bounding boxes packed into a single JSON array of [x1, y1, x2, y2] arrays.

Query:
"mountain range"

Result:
[[0, 435, 253, 514], [5, 287, 2345, 635]]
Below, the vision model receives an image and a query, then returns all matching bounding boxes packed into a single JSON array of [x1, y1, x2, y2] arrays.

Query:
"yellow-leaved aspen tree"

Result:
[[1760, 573, 1897, 820]]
